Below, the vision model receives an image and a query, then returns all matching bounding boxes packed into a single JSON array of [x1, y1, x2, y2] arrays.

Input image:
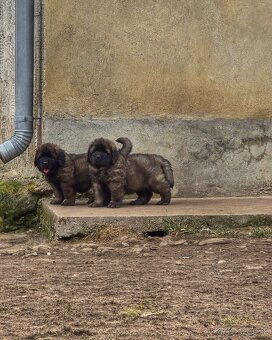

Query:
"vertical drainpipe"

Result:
[[0, 0, 34, 164]]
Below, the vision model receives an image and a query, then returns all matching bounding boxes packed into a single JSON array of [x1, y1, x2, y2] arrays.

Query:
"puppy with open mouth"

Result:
[[34, 143, 96, 206], [87, 137, 174, 208]]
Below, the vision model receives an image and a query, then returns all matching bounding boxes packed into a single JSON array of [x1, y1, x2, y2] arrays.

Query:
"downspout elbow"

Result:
[[0, 122, 33, 164]]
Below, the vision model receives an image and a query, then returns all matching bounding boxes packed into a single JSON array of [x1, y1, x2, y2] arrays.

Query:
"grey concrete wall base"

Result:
[[41, 197, 272, 239], [44, 117, 272, 197]]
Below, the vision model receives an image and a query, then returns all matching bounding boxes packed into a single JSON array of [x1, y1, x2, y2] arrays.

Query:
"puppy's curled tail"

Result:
[[156, 156, 174, 188], [116, 137, 133, 157]]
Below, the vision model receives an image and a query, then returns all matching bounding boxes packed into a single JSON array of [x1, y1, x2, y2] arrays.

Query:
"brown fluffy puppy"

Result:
[[87, 137, 174, 208], [34, 143, 95, 206]]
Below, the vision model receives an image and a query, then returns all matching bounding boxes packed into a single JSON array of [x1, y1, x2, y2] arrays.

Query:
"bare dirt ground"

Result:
[[0, 230, 271, 340]]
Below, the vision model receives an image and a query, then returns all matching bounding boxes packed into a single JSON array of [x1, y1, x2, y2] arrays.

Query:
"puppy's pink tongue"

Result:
[[43, 169, 49, 174]]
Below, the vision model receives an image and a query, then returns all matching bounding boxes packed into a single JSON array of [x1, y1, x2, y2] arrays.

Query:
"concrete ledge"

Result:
[[41, 197, 272, 239]]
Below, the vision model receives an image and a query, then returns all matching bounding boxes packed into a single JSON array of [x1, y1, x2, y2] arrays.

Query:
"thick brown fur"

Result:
[[87, 137, 174, 208], [34, 143, 96, 206]]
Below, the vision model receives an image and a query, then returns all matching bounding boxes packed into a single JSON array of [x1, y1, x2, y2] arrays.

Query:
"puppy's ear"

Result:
[[87, 144, 94, 163], [34, 148, 41, 167], [111, 149, 119, 165], [57, 149, 66, 166]]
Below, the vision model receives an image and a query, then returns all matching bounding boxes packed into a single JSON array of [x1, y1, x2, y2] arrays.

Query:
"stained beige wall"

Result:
[[44, 0, 272, 119]]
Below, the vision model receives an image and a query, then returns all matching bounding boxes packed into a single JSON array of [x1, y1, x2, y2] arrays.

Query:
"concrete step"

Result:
[[41, 197, 272, 239]]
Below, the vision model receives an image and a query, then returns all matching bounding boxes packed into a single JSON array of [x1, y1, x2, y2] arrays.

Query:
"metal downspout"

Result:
[[0, 0, 34, 163]]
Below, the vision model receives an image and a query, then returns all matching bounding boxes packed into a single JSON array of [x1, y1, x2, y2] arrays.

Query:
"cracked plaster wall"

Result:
[[43, 118, 272, 197]]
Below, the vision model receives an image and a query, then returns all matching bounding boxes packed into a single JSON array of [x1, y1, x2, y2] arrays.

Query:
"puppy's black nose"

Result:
[[95, 155, 101, 160]]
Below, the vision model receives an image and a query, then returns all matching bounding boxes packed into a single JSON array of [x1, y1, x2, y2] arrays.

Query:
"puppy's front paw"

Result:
[[107, 201, 121, 208], [61, 199, 75, 206], [88, 202, 104, 207], [87, 197, 95, 205], [130, 199, 145, 205], [156, 200, 170, 205], [50, 198, 63, 205]]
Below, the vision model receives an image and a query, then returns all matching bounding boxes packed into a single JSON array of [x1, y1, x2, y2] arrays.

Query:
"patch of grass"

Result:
[[0, 180, 23, 195], [121, 307, 144, 318], [163, 219, 199, 235], [39, 202, 55, 240], [163, 217, 272, 239], [220, 315, 251, 326], [26, 182, 39, 193], [120, 304, 166, 318], [230, 299, 242, 306], [163, 219, 243, 237], [251, 227, 272, 238], [0, 179, 40, 232], [211, 227, 242, 238], [63, 302, 73, 316], [245, 216, 272, 228], [91, 225, 136, 241], [0, 303, 8, 314]]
